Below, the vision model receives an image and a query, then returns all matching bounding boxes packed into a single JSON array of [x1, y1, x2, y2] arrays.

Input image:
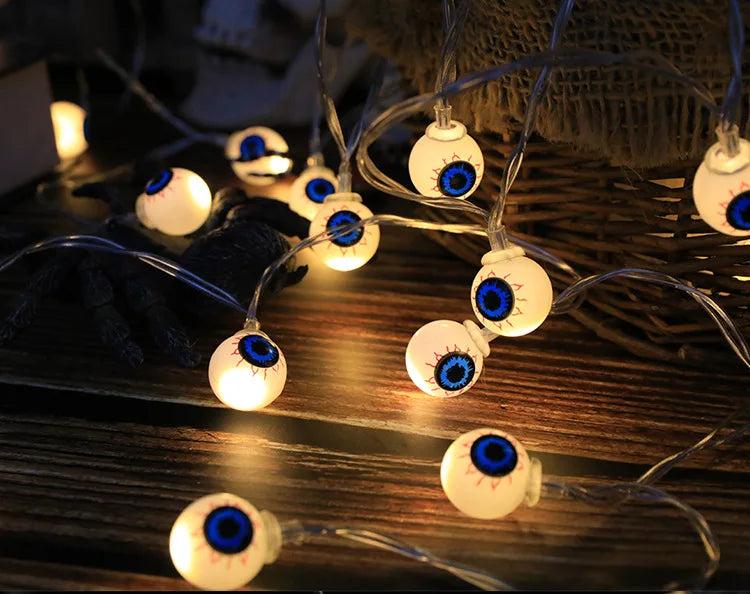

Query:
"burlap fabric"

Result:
[[347, 0, 750, 168]]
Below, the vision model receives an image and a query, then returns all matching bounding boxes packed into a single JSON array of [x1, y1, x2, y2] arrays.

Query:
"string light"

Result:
[[225, 126, 293, 185], [441, 427, 542, 519], [208, 328, 287, 411], [308, 193, 380, 271], [50, 100, 88, 160], [135, 167, 212, 236], [288, 164, 338, 220]]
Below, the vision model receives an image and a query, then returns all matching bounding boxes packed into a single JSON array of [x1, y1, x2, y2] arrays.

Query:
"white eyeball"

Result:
[[225, 126, 292, 185], [405, 320, 484, 397], [50, 100, 88, 160], [693, 138, 750, 236], [169, 492, 269, 590], [309, 193, 380, 271], [441, 428, 542, 520], [288, 165, 338, 220], [471, 255, 553, 336], [135, 167, 212, 236], [208, 330, 287, 411], [408, 120, 484, 199]]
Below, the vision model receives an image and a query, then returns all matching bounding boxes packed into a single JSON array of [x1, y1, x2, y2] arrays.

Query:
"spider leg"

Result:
[[0, 251, 81, 345], [72, 182, 127, 215], [77, 255, 144, 366], [111, 257, 201, 368]]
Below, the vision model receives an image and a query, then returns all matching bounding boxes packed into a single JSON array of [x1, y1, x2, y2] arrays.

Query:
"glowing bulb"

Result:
[[471, 251, 553, 336], [135, 167, 212, 236], [225, 126, 292, 185], [441, 427, 542, 519], [693, 137, 750, 235], [170, 492, 277, 590], [208, 330, 287, 411], [50, 100, 88, 160], [405, 320, 488, 397], [408, 120, 484, 199], [289, 165, 338, 220], [308, 193, 380, 271]]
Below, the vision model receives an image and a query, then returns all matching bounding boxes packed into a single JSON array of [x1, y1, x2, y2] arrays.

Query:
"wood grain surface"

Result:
[[0, 136, 749, 591]]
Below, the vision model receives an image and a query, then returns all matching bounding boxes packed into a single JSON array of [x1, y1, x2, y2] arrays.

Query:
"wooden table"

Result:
[[0, 135, 749, 591]]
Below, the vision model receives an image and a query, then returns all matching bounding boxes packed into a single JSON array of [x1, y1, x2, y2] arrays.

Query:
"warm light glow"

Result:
[[471, 255, 552, 337], [441, 428, 542, 519], [50, 101, 88, 160], [408, 120, 484, 199], [405, 320, 484, 397], [693, 138, 750, 236], [208, 330, 287, 411], [169, 492, 268, 590], [309, 195, 380, 271], [135, 167, 212, 236], [226, 126, 291, 185]]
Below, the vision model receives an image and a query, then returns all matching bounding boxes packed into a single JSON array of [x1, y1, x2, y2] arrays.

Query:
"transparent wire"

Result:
[[280, 522, 514, 590], [0, 235, 246, 315], [245, 215, 486, 323], [314, 0, 384, 191], [540, 481, 719, 590], [116, 0, 147, 110], [722, 0, 744, 129], [487, 0, 575, 243], [434, 0, 469, 114], [357, 47, 720, 224], [95, 49, 227, 149]]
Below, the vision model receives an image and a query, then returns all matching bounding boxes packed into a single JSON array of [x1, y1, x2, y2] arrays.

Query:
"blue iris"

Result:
[[238, 334, 279, 368], [435, 352, 475, 391], [475, 277, 514, 321], [305, 178, 335, 204], [203, 506, 254, 554], [239, 135, 266, 162], [438, 161, 476, 197], [470, 434, 518, 477], [726, 191, 750, 230], [144, 169, 173, 195], [326, 210, 364, 247]]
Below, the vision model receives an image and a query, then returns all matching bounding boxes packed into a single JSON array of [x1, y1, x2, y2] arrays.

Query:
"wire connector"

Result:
[[705, 125, 750, 175], [480, 244, 525, 266]]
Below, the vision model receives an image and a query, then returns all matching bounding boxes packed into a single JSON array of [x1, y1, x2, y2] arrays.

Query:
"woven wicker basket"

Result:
[[348, 0, 750, 368]]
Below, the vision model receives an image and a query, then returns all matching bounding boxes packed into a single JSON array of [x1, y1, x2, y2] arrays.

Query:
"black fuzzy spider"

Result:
[[0, 182, 309, 368]]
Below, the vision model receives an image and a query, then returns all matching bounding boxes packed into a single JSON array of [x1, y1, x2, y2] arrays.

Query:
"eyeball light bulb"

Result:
[[289, 165, 338, 220], [135, 167, 212, 236], [226, 126, 292, 185], [308, 192, 380, 271], [50, 100, 88, 160], [408, 120, 484, 199], [405, 320, 488, 397], [208, 330, 287, 411], [693, 137, 750, 235], [471, 251, 553, 336], [441, 428, 542, 520], [170, 492, 280, 590]]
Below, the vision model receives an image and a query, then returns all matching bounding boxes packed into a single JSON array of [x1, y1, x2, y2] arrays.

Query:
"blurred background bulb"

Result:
[[441, 428, 542, 519], [208, 330, 287, 411], [471, 254, 552, 336], [135, 167, 212, 236], [225, 126, 292, 185], [289, 165, 338, 220], [408, 120, 484, 199], [693, 137, 750, 236], [170, 492, 277, 590], [309, 193, 380, 271], [405, 320, 487, 397], [50, 100, 88, 160]]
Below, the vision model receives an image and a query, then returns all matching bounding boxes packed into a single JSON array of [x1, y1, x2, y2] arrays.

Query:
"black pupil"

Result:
[[446, 364, 465, 384], [450, 173, 467, 190], [253, 341, 270, 356], [485, 442, 504, 461], [218, 517, 240, 539], [484, 289, 501, 310]]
